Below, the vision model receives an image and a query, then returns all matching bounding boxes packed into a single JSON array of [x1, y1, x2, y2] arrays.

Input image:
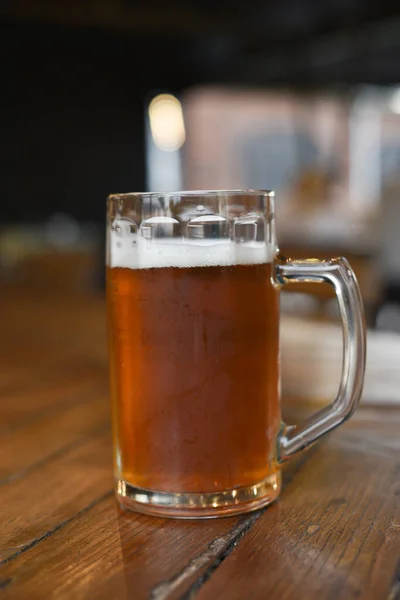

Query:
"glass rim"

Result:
[[107, 189, 274, 202]]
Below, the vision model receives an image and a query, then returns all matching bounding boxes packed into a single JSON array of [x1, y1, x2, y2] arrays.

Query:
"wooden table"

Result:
[[1, 287, 399, 600]]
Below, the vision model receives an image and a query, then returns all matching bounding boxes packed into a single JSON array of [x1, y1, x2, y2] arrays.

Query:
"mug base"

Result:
[[116, 472, 281, 519]]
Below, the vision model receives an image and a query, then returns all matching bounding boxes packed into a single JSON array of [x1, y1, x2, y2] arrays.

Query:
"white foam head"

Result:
[[109, 233, 275, 269]]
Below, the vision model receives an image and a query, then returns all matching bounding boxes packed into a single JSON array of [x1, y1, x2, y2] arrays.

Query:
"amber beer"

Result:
[[107, 259, 280, 494]]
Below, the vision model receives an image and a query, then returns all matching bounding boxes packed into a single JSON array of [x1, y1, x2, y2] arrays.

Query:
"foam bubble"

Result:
[[108, 234, 275, 269]]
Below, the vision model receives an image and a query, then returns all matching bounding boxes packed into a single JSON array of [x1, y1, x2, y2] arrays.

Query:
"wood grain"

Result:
[[0, 286, 399, 600], [0, 365, 107, 431], [195, 430, 400, 600], [0, 391, 109, 482], [0, 495, 243, 600], [0, 429, 112, 563]]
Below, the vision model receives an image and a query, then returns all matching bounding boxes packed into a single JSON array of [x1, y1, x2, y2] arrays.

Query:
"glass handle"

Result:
[[276, 257, 366, 462]]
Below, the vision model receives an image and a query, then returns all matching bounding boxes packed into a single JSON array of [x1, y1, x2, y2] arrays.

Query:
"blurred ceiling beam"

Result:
[[197, 14, 400, 84], [0, 0, 236, 36], [2, 0, 400, 85]]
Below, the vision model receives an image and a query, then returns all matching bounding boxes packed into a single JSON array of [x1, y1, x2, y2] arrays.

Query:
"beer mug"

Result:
[[107, 190, 365, 518]]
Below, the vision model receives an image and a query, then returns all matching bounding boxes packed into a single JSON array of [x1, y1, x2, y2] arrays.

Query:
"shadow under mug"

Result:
[[106, 190, 366, 518]]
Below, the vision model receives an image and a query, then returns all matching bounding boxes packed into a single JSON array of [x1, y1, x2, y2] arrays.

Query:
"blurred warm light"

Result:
[[388, 88, 400, 115], [148, 94, 186, 151]]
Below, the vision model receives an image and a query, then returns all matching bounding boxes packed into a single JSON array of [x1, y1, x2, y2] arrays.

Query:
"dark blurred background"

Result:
[[2, 0, 400, 331]]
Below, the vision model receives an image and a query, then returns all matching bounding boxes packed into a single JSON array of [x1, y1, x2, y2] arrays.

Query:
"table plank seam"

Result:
[[0, 577, 12, 590], [165, 446, 320, 599], [180, 512, 262, 600], [0, 489, 114, 568], [0, 360, 105, 394], [149, 512, 261, 600], [0, 422, 110, 487], [0, 382, 108, 436], [387, 559, 400, 600]]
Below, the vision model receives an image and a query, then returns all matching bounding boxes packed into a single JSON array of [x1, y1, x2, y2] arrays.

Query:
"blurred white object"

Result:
[[376, 303, 400, 333], [45, 213, 80, 247], [389, 87, 400, 115], [281, 316, 400, 405], [146, 94, 184, 192], [379, 182, 400, 283], [280, 292, 319, 316]]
